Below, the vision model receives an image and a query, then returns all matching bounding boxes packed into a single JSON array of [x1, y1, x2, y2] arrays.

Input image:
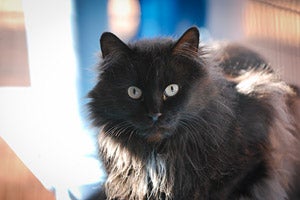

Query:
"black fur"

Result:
[[88, 27, 299, 200]]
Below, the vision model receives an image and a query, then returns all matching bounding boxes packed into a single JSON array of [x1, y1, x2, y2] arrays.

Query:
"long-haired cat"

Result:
[[88, 27, 300, 200]]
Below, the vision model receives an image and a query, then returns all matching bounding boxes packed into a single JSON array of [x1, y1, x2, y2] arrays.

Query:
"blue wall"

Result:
[[138, 0, 206, 38], [74, 0, 108, 122]]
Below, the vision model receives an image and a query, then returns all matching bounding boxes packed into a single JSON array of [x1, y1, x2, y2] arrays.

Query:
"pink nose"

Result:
[[148, 113, 162, 122]]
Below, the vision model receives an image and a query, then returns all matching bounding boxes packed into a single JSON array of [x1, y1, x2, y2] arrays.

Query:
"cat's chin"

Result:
[[141, 126, 173, 143]]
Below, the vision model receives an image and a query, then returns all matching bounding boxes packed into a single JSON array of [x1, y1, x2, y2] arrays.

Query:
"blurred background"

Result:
[[0, 0, 299, 199]]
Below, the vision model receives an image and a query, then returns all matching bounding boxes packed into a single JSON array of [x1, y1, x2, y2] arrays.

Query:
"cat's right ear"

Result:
[[100, 32, 130, 58]]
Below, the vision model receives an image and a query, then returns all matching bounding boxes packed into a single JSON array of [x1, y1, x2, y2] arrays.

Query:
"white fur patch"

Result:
[[99, 132, 174, 200]]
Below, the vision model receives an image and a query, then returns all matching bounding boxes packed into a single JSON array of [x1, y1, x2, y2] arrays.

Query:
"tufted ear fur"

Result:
[[100, 32, 131, 58], [173, 27, 200, 54]]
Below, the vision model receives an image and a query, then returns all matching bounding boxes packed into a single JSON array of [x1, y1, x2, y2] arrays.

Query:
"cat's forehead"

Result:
[[129, 42, 177, 76], [129, 38, 174, 55], [127, 39, 176, 71]]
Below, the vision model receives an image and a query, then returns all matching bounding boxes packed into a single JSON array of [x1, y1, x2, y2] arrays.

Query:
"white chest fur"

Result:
[[99, 135, 174, 200]]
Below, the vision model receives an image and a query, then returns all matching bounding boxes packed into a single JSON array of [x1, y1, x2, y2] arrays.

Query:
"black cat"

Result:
[[87, 27, 300, 200]]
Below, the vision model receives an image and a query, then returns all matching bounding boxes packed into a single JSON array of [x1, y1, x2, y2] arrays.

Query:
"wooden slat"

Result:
[[0, 0, 30, 86]]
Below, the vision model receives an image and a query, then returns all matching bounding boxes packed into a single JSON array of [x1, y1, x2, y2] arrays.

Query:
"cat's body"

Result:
[[88, 27, 300, 200]]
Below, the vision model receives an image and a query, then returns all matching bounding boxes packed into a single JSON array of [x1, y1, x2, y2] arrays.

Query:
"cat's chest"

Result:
[[106, 144, 174, 198], [145, 152, 169, 186]]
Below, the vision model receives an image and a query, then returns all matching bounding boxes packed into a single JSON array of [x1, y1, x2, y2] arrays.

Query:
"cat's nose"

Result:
[[148, 113, 162, 122]]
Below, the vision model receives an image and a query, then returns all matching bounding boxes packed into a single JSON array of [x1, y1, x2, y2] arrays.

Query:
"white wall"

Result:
[[0, 1, 103, 199]]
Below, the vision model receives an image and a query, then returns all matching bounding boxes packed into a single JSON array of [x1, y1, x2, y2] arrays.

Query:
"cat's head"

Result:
[[88, 27, 215, 143]]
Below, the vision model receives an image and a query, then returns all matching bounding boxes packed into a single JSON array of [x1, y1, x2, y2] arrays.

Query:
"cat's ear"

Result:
[[100, 32, 131, 58], [173, 27, 199, 54]]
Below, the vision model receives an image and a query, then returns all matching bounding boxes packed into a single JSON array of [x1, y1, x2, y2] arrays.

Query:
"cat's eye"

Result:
[[128, 86, 142, 99], [164, 84, 179, 99]]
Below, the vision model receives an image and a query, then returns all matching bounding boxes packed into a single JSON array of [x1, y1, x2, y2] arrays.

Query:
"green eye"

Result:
[[164, 84, 179, 99], [128, 86, 142, 99]]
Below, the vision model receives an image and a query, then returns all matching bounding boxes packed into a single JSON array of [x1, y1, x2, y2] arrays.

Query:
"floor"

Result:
[[0, 137, 55, 200]]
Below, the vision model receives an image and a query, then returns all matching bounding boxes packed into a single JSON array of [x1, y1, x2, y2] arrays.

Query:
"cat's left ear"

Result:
[[173, 27, 199, 54]]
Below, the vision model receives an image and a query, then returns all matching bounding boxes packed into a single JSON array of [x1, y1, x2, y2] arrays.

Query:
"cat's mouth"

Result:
[[133, 115, 178, 143]]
